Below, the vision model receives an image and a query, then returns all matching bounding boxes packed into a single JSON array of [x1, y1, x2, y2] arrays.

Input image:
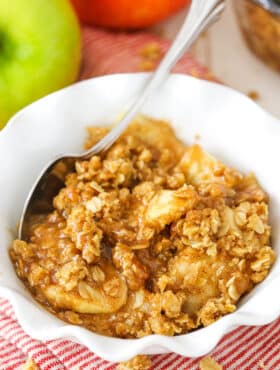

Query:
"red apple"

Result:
[[71, 0, 191, 29]]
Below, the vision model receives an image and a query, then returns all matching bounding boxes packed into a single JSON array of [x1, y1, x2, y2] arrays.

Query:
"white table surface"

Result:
[[154, 0, 280, 119]]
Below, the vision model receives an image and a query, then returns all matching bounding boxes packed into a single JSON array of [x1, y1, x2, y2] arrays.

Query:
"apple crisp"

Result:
[[10, 117, 275, 338]]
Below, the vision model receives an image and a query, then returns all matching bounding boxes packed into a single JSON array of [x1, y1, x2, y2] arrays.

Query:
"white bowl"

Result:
[[0, 73, 279, 362]]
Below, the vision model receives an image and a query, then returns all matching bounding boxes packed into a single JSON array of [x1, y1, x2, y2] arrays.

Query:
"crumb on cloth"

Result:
[[139, 42, 163, 71], [199, 356, 223, 370], [247, 90, 260, 101], [21, 358, 39, 370], [117, 355, 152, 370]]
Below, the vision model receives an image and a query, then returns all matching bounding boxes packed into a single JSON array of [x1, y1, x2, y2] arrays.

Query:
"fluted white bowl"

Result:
[[0, 73, 279, 362]]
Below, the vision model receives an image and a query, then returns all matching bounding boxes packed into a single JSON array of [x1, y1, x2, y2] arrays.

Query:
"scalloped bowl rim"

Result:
[[0, 73, 279, 362]]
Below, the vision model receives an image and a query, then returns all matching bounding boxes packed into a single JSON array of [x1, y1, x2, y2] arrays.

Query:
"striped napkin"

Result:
[[1, 26, 279, 370]]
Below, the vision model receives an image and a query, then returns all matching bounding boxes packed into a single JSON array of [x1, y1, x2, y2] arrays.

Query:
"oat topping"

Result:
[[10, 116, 275, 338]]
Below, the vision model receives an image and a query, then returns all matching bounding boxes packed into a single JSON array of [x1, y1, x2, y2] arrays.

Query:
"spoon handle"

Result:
[[83, 0, 226, 158]]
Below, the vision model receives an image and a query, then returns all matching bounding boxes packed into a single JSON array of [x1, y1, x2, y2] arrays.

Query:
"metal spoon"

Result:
[[18, 0, 225, 239]]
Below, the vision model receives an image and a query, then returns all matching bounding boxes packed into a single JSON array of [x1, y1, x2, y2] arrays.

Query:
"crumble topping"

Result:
[[10, 116, 275, 338]]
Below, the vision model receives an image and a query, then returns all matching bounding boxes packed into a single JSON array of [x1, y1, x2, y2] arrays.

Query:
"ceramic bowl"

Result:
[[0, 73, 279, 362]]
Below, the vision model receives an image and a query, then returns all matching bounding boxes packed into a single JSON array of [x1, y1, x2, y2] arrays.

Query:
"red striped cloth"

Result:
[[1, 26, 279, 369], [80, 27, 218, 81], [1, 298, 280, 369]]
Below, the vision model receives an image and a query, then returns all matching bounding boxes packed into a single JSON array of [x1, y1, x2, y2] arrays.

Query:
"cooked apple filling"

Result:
[[10, 117, 275, 338]]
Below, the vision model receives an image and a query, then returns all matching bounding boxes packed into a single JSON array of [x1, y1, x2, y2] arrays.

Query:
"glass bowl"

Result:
[[234, 0, 280, 72]]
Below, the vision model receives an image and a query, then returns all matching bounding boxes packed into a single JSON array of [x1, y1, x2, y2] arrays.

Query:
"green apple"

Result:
[[0, 0, 81, 128]]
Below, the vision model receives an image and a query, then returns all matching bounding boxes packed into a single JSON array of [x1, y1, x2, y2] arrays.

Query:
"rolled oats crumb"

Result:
[[219, 207, 242, 237], [75, 160, 88, 175], [250, 246, 276, 272], [198, 299, 236, 326], [227, 279, 240, 301], [12, 240, 34, 259], [89, 180, 104, 193], [86, 196, 103, 213], [139, 42, 162, 72], [247, 214, 265, 234], [112, 243, 148, 291], [167, 172, 186, 189], [199, 356, 223, 370], [207, 244, 217, 257], [64, 310, 82, 325], [91, 265, 105, 283], [103, 277, 122, 297], [138, 148, 152, 163], [55, 257, 88, 291], [247, 90, 260, 101], [21, 358, 39, 370], [238, 259, 246, 271], [140, 42, 162, 60], [161, 290, 182, 318], [82, 233, 102, 264], [117, 355, 152, 370], [28, 264, 49, 287], [78, 281, 96, 299], [148, 311, 181, 336], [234, 209, 247, 227], [133, 290, 145, 309], [66, 205, 103, 264], [139, 59, 156, 71], [157, 274, 170, 292]]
